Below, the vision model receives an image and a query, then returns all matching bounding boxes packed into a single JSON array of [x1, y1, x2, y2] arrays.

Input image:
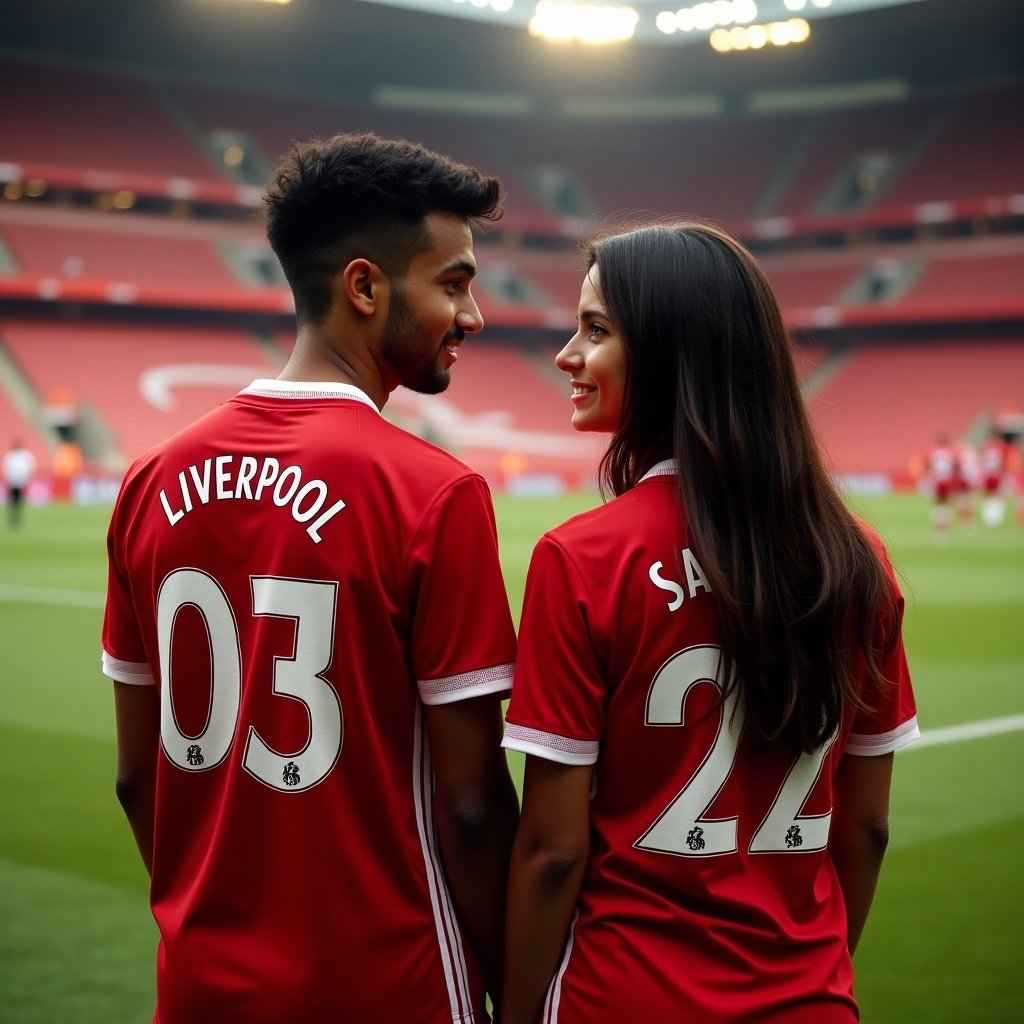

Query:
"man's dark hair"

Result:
[[265, 132, 502, 325]]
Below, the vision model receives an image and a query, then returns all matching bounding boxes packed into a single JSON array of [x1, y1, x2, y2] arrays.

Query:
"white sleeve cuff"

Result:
[[418, 662, 514, 705], [101, 650, 155, 686], [845, 715, 920, 756], [502, 723, 599, 766]]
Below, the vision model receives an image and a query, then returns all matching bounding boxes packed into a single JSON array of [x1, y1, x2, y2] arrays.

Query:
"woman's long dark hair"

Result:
[[590, 222, 897, 752]]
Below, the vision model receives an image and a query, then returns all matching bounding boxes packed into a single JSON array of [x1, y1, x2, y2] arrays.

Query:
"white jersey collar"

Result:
[[639, 459, 676, 483], [241, 379, 380, 414]]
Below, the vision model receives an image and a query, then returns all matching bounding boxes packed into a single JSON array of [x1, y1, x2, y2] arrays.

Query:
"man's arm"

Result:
[[501, 755, 591, 1024], [830, 751, 894, 954], [113, 681, 161, 877], [425, 693, 520, 1013]]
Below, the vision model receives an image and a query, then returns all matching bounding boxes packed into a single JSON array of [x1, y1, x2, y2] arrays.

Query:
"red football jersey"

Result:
[[926, 443, 960, 499], [979, 438, 1010, 491], [503, 462, 918, 1023], [102, 380, 516, 1024]]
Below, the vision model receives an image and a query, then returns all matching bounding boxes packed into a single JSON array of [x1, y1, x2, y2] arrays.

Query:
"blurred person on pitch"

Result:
[[2, 437, 37, 528], [978, 426, 1016, 527], [101, 133, 518, 1024], [921, 435, 964, 542], [953, 438, 979, 532], [501, 222, 919, 1024]]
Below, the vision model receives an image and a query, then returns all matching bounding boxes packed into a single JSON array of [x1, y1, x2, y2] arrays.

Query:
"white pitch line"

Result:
[[901, 714, 1024, 751], [0, 582, 105, 608]]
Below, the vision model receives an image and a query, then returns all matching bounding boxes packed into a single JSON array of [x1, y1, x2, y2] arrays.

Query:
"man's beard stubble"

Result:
[[380, 286, 453, 396]]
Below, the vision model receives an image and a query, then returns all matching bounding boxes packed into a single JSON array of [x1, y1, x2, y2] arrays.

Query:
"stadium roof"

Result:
[[2, 0, 1022, 106]]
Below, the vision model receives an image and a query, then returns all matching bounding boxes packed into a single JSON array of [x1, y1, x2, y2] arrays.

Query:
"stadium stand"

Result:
[[879, 84, 1024, 207], [387, 342, 602, 486], [0, 54, 1021, 490], [0, 60, 224, 183], [904, 249, 1024, 306], [0, 219, 240, 288], [770, 98, 944, 217], [0, 319, 280, 467], [491, 114, 806, 224], [165, 83, 557, 230], [806, 340, 1024, 478]]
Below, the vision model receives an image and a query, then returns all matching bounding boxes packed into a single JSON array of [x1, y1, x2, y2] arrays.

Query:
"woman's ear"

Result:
[[334, 258, 384, 318]]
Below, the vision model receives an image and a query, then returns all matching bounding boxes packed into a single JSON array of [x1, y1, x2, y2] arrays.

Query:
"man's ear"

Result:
[[334, 258, 385, 317]]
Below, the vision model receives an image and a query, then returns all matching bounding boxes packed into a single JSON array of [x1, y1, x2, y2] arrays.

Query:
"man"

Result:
[[2, 438, 36, 527], [102, 133, 518, 1023]]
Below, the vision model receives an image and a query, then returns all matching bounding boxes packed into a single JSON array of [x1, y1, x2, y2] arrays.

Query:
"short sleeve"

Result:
[[409, 474, 516, 704], [101, 485, 155, 686], [845, 536, 919, 756], [502, 533, 607, 766]]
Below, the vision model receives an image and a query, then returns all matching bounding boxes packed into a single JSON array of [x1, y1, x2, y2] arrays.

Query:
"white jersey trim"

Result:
[[543, 908, 579, 1024], [412, 703, 478, 1022], [502, 723, 599, 766], [240, 378, 380, 413], [639, 459, 676, 482], [101, 650, 154, 686], [845, 715, 921, 756], [419, 663, 514, 706]]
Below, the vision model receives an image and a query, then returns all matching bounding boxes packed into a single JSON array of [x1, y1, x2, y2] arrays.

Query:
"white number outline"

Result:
[[156, 568, 343, 794], [635, 644, 837, 858]]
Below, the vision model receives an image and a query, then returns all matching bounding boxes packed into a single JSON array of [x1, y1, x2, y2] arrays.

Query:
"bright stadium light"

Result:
[[709, 26, 732, 50], [733, 0, 757, 22], [788, 16, 810, 41], [656, 10, 678, 33], [711, 16, 810, 52], [529, 1, 638, 43], [676, 8, 696, 31], [692, 3, 716, 29], [671, 0, 756, 31], [746, 22, 767, 46], [330, 1, 937, 47]]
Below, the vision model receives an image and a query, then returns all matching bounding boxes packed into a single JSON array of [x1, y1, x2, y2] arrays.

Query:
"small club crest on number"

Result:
[[186, 744, 204, 766], [686, 826, 706, 851], [785, 825, 803, 848], [282, 761, 301, 787]]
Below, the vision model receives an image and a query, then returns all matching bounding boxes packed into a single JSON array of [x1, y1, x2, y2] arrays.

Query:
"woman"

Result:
[[501, 222, 919, 1023]]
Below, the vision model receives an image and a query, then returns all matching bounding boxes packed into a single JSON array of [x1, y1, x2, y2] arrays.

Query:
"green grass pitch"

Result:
[[1, 492, 1021, 1022]]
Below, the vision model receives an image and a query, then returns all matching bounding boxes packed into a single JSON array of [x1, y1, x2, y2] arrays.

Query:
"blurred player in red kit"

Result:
[[923, 435, 962, 541], [101, 133, 518, 1023], [501, 222, 918, 1024], [978, 427, 1014, 527]]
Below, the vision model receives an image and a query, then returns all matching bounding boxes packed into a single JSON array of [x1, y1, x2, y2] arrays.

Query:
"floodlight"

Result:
[[656, 11, 678, 32]]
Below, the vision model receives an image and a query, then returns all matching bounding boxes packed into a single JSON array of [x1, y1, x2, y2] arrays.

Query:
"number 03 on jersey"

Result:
[[157, 568, 344, 794]]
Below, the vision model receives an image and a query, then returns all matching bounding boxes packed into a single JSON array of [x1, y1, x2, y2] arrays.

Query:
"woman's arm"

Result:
[[830, 751, 894, 953], [502, 755, 592, 1024]]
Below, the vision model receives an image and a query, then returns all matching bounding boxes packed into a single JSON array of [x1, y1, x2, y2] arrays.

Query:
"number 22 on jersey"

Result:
[[156, 568, 343, 794], [635, 645, 837, 857]]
